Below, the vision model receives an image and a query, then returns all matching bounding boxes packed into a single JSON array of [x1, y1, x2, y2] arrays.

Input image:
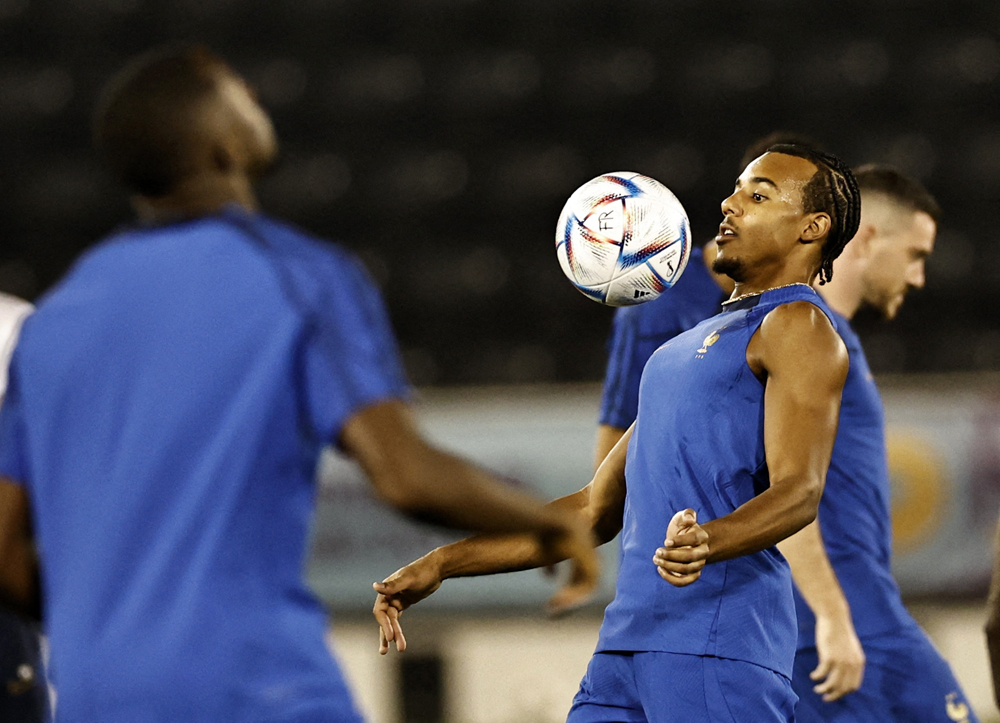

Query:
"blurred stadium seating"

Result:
[[0, 0, 998, 385], [1, 2, 999, 720]]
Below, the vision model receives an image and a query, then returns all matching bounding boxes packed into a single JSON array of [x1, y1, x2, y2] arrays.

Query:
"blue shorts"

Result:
[[792, 628, 978, 722], [568, 651, 796, 722]]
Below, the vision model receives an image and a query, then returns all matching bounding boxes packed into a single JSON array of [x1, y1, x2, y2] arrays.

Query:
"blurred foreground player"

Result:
[[0, 47, 598, 722], [373, 145, 860, 721], [0, 292, 48, 723]]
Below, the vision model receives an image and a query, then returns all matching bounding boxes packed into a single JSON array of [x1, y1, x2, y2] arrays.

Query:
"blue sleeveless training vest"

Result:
[[596, 284, 837, 678]]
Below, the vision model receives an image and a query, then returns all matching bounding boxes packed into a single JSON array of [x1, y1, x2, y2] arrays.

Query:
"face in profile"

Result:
[[212, 66, 279, 179], [862, 210, 936, 319], [712, 152, 822, 283]]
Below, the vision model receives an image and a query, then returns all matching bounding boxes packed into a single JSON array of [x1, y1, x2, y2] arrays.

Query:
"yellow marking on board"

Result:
[[888, 431, 948, 554]]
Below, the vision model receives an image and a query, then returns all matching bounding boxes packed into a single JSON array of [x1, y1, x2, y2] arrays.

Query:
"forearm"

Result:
[[777, 518, 851, 622], [346, 400, 578, 537], [594, 425, 627, 472], [0, 480, 40, 620], [702, 477, 820, 563], [986, 516, 1000, 704], [987, 617, 1000, 707], [426, 491, 592, 580], [380, 445, 572, 535]]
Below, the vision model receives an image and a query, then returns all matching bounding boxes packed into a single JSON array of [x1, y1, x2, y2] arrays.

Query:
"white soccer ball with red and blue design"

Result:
[[555, 172, 691, 306]]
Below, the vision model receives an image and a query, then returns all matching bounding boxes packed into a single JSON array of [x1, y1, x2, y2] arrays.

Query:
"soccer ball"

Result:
[[555, 172, 691, 306]]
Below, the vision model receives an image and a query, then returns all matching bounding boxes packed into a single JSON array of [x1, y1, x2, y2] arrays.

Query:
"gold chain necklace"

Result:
[[721, 282, 813, 306]]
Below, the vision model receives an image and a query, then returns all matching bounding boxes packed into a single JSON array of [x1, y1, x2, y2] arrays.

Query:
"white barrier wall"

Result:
[[309, 377, 1000, 607], [330, 604, 999, 723]]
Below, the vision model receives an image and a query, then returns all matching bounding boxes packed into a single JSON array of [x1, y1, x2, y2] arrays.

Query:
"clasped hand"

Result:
[[652, 509, 710, 587]]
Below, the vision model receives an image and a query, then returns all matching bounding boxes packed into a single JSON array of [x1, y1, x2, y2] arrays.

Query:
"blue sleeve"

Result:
[[0, 359, 28, 485], [301, 255, 410, 445], [598, 307, 645, 429]]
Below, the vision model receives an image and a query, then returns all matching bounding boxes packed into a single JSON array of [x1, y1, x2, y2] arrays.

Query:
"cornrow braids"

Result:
[[764, 143, 862, 284]]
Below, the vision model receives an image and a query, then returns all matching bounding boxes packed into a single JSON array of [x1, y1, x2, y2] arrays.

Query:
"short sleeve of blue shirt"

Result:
[[598, 247, 725, 430], [300, 254, 409, 445], [0, 359, 29, 485], [599, 307, 646, 429]]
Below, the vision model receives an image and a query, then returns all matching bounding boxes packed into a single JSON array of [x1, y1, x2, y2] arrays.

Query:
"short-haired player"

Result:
[[0, 46, 598, 722], [777, 166, 977, 721]]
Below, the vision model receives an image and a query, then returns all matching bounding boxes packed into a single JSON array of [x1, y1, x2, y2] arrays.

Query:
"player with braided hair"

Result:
[[597, 144, 974, 718], [374, 147, 859, 721]]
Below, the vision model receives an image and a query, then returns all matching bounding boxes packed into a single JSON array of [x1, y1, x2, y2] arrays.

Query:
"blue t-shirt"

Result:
[[597, 285, 836, 678], [598, 246, 726, 429], [793, 311, 915, 648], [0, 208, 408, 721]]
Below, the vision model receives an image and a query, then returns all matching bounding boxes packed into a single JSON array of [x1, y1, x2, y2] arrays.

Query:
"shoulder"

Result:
[[752, 301, 848, 380], [248, 214, 374, 292], [758, 300, 845, 352], [252, 214, 358, 267]]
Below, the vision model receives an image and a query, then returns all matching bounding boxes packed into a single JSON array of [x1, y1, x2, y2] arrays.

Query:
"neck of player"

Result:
[[131, 172, 259, 225], [727, 263, 818, 303]]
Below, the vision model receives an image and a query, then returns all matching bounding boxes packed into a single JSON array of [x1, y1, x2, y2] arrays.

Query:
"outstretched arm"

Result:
[[372, 425, 633, 653], [0, 478, 40, 620], [342, 400, 595, 537], [413, 425, 629, 578], [778, 520, 864, 702]]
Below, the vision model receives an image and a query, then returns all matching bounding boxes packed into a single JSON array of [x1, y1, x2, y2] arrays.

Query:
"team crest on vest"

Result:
[[696, 330, 722, 358]]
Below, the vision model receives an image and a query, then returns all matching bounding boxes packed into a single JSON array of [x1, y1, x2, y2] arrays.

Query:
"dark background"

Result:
[[1, 0, 997, 385]]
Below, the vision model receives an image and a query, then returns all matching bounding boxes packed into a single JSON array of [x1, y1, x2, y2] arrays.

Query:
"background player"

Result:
[[0, 291, 47, 722], [771, 166, 977, 720], [373, 145, 859, 721], [0, 46, 598, 722]]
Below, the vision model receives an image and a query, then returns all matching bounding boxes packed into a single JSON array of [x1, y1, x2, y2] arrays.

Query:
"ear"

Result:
[[848, 222, 877, 260], [800, 212, 831, 245]]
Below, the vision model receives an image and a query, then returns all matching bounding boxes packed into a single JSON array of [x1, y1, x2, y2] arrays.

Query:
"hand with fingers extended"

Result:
[[810, 614, 865, 702], [652, 508, 710, 587], [373, 513, 601, 654], [372, 553, 443, 655]]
